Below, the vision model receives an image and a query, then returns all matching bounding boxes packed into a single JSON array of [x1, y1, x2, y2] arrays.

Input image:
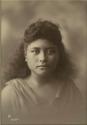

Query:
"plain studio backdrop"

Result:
[[1, 0, 87, 118]]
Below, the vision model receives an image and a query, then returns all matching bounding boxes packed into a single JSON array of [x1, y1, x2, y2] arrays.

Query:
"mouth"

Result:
[[37, 65, 48, 67], [36, 65, 49, 69]]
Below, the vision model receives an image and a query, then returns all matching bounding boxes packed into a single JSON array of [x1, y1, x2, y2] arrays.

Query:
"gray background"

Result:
[[1, 0, 87, 100]]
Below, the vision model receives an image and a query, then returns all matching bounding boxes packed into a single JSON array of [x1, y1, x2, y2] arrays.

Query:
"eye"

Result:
[[47, 49, 56, 55], [31, 49, 40, 54]]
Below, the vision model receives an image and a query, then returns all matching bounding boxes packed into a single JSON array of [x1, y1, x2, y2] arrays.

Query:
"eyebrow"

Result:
[[30, 47, 57, 49]]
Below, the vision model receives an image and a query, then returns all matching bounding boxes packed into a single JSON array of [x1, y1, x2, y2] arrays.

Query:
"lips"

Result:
[[37, 65, 48, 67], [36, 65, 49, 69]]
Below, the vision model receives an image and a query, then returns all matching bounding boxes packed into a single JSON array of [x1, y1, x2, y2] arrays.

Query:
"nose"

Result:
[[39, 51, 47, 62]]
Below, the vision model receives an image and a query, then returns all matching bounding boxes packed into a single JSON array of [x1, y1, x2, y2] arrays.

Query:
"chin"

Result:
[[36, 71, 53, 77]]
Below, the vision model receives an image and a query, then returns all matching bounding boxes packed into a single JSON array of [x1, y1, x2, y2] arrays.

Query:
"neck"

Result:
[[26, 73, 60, 103], [27, 72, 58, 87]]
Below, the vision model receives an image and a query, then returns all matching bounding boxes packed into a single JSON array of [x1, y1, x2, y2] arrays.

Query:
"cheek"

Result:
[[25, 54, 32, 66], [49, 55, 59, 64], [26, 54, 37, 67]]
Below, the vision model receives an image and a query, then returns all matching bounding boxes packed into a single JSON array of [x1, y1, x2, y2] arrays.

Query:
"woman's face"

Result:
[[25, 39, 59, 77]]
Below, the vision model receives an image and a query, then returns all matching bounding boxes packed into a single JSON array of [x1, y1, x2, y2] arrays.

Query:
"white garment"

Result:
[[1, 78, 84, 124]]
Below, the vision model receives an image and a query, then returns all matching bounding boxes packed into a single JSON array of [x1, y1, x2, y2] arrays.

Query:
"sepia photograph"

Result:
[[1, 0, 87, 124]]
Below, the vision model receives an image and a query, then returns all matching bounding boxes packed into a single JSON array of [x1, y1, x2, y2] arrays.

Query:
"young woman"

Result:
[[1, 19, 84, 124]]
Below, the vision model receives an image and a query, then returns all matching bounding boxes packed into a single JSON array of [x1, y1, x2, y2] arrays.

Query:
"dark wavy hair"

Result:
[[3, 19, 76, 84]]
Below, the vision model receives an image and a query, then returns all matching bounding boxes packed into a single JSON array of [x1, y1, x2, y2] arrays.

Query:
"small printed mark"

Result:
[[8, 114, 19, 121]]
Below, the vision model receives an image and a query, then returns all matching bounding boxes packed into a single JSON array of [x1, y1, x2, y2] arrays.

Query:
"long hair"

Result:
[[2, 19, 76, 84]]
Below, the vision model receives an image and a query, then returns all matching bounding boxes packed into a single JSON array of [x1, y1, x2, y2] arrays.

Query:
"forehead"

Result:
[[27, 39, 57, 49]]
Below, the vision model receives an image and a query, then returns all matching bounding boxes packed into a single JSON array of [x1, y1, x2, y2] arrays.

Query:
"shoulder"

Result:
[[65, 79, 83, 106], [1, 78, 26, 111], [1, 79, 25, 123], [67, 80, 82, 97], [65, 79, 81, 93], [3, 78, 25, 92], [66, 80, 85, 121], [1, 78, 25, 103], [5, 78, 24, 87]]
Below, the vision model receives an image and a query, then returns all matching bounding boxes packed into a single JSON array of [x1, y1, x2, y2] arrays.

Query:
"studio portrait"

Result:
[[1, 1, 87, 124]]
